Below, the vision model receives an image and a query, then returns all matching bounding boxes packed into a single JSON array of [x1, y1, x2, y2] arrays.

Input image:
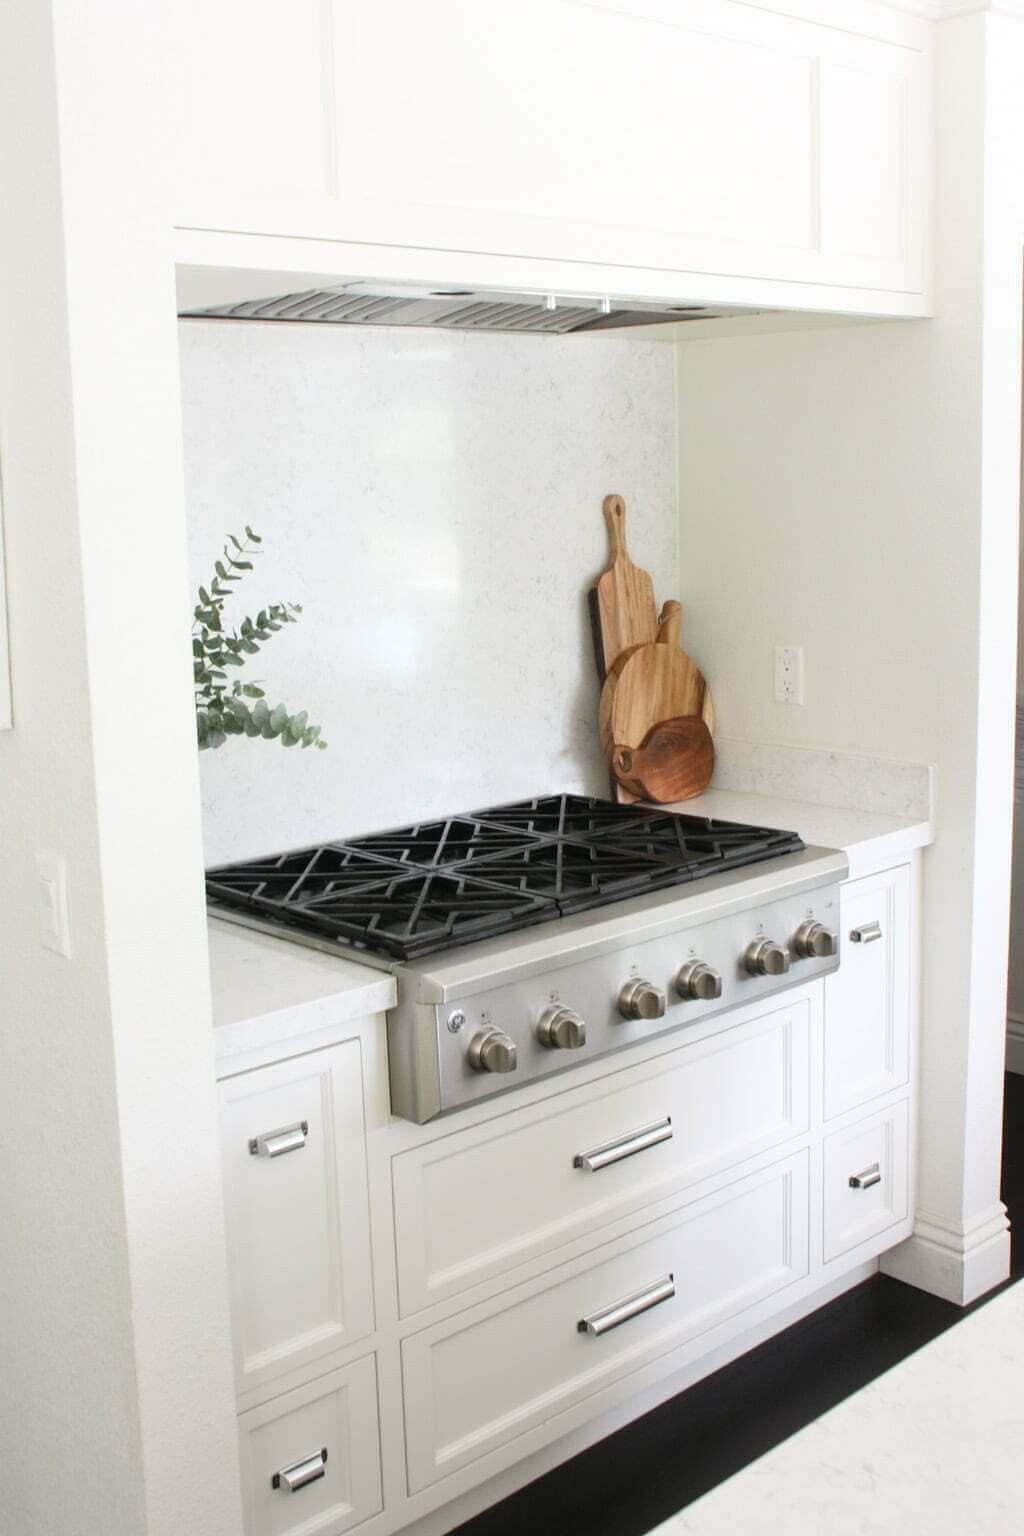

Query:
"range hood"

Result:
[[178, 281, 760, 335]]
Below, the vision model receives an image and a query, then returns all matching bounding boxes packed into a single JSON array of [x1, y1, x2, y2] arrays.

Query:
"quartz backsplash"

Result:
[[180, 321, 676, 865]]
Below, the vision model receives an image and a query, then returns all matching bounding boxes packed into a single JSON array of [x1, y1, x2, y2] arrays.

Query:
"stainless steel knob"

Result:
[[792, 920, 838, 959], [745, 939, 790, 977], [467, 1028, 518, 1073], [618, 979, 667, 1020], [537, 1005, 587, 1050], [676, 960, 723, 1001]]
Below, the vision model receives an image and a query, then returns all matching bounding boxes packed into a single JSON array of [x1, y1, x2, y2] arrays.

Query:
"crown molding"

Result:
[[872, 0, 1024, 18]]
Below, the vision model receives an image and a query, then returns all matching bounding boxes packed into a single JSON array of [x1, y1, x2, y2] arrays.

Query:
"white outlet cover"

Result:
[[773, 645, 804, 705]]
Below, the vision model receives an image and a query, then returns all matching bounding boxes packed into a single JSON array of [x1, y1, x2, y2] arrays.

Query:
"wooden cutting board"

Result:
[[598, 610, 714, 757], [597, 597, 681, 696], [590, 495, 658, 677], [610, 715, 715, 802]]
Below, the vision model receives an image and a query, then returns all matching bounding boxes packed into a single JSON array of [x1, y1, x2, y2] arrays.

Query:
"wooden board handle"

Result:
[[657, 601, 682, 648], [602, 494, 627, 559]]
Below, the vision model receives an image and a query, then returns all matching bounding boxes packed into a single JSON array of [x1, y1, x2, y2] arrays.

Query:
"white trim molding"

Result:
[[879, 1203, 1011, 1305], [1007, 1011, 1024, 1074]]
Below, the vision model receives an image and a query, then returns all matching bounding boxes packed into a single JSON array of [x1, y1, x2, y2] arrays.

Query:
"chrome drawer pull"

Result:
[[272, 1447, 327, 1492], [578, 1274, 675, 1337], [249, 1120, 309, 1158], [573, 1117, 672, 1173], [849, 920, 882, 945], [849, 1162, 881, 1190]]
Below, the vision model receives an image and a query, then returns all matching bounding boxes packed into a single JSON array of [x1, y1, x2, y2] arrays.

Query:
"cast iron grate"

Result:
[[206, 793, 804, 960]]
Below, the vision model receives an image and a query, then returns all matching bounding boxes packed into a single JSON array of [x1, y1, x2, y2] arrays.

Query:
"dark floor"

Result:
[[452, 1073, 1024, 1536]]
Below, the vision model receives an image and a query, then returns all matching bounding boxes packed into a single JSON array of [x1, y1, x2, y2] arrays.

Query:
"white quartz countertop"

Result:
[[670, 788, 932, 871], [651, 1279, 1022, 1536], [208, 918, 395, 1064], [206, 791, 931, 1061]]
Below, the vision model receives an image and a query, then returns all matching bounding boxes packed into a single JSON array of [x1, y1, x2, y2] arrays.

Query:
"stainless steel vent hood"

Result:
[[178, 281, 761, 335]]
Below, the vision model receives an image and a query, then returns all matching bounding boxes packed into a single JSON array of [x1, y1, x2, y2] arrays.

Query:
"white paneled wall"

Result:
[[180, 322, 676, 863]]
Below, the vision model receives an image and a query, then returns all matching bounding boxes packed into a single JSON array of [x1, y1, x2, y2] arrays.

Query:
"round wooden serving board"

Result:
[[611, 715, 715, 802], [598, 641, 715, 757]]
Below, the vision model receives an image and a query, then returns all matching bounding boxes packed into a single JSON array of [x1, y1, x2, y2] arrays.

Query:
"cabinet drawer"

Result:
[[402, 1150, 809, 1491], [219, 1041, 373, 1395], [823, 864, 910, 1119], [238, 1355, 382, 1536], [394, 1002, 811, 1314], [824, 1099, 909, 1262]]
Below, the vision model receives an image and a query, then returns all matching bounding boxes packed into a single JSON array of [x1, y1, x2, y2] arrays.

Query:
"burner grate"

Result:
[[206, 794, 804, 960]]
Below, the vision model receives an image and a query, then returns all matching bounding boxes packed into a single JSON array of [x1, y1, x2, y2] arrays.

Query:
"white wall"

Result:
[[181, 322, 677, 864], [676, 11, 1023, 1304], [0, 4, 241, 1533]]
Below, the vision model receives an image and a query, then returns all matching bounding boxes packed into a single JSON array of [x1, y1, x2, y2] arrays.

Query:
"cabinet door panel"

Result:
[[219, 1041, 373, 1394], [402, 1151, 808, 1491], [238, 1355, 382, 1536], [180, 0, 928, 298], [824, 1099, 909, 1262], [335, 1, 815, 252], [393, 1001, 810, 1314], [824, 865, 911, 1120], [186, 0, 332, 198]]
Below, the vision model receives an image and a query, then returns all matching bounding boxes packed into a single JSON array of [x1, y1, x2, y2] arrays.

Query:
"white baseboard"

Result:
[[880, 1203, 1011, 1305], [1006, 1012, 1024, 1075]]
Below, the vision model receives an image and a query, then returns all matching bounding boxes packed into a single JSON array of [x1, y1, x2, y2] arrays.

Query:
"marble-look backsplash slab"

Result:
[[181, 321, 677, 865], [712, 737, 934, 821]]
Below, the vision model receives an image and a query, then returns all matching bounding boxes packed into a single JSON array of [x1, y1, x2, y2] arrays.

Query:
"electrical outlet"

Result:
[[773, 645, 804, 705]]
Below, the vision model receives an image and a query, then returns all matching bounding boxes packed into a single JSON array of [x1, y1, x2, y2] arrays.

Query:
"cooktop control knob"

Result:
[[467, 1028, 518, 1074], [618, 979, 667, 1020], [745, 939, 790, 977], [792, 920, 838, 960], [676, 961, 723, 1002], [537, 1005, 587, 1050]]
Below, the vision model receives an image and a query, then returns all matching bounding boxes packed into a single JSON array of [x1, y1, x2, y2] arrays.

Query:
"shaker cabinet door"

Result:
[[219, 1040, 374, 1395], [824, 865, 911, 1120]]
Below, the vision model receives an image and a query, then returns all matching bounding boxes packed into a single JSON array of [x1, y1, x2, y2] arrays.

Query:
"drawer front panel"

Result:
[[219, 1041, 373, 1394], [394, 1003, 811, 1314], [824, 1099, 910, 1262], [824, 865, 910, 1119], [238, 1355, 382, 1536], [402, 1151, 809, 1491]]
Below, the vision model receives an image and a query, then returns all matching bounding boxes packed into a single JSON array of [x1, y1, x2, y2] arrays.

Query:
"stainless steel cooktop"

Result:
[[208, 795, 847, 1122]]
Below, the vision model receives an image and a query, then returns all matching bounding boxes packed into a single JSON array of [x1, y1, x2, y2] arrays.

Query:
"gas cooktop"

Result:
[[205, 793, 805, 962]]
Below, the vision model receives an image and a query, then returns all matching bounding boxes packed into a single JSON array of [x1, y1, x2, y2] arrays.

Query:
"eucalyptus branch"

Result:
[[192, 528, 327, 752]]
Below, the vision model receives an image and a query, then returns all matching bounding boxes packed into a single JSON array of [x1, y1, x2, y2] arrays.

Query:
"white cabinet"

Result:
[[823, 864, 911, 1120], [824, 1098, 910, 1262], [402, 1150, 809, 1492], [214, 848, 919, 1534], [393, 999, 811, 1315], [237, 1354, 382, 1536], [218, 1041, 373, 1395], [180, 0, 930, 305]]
